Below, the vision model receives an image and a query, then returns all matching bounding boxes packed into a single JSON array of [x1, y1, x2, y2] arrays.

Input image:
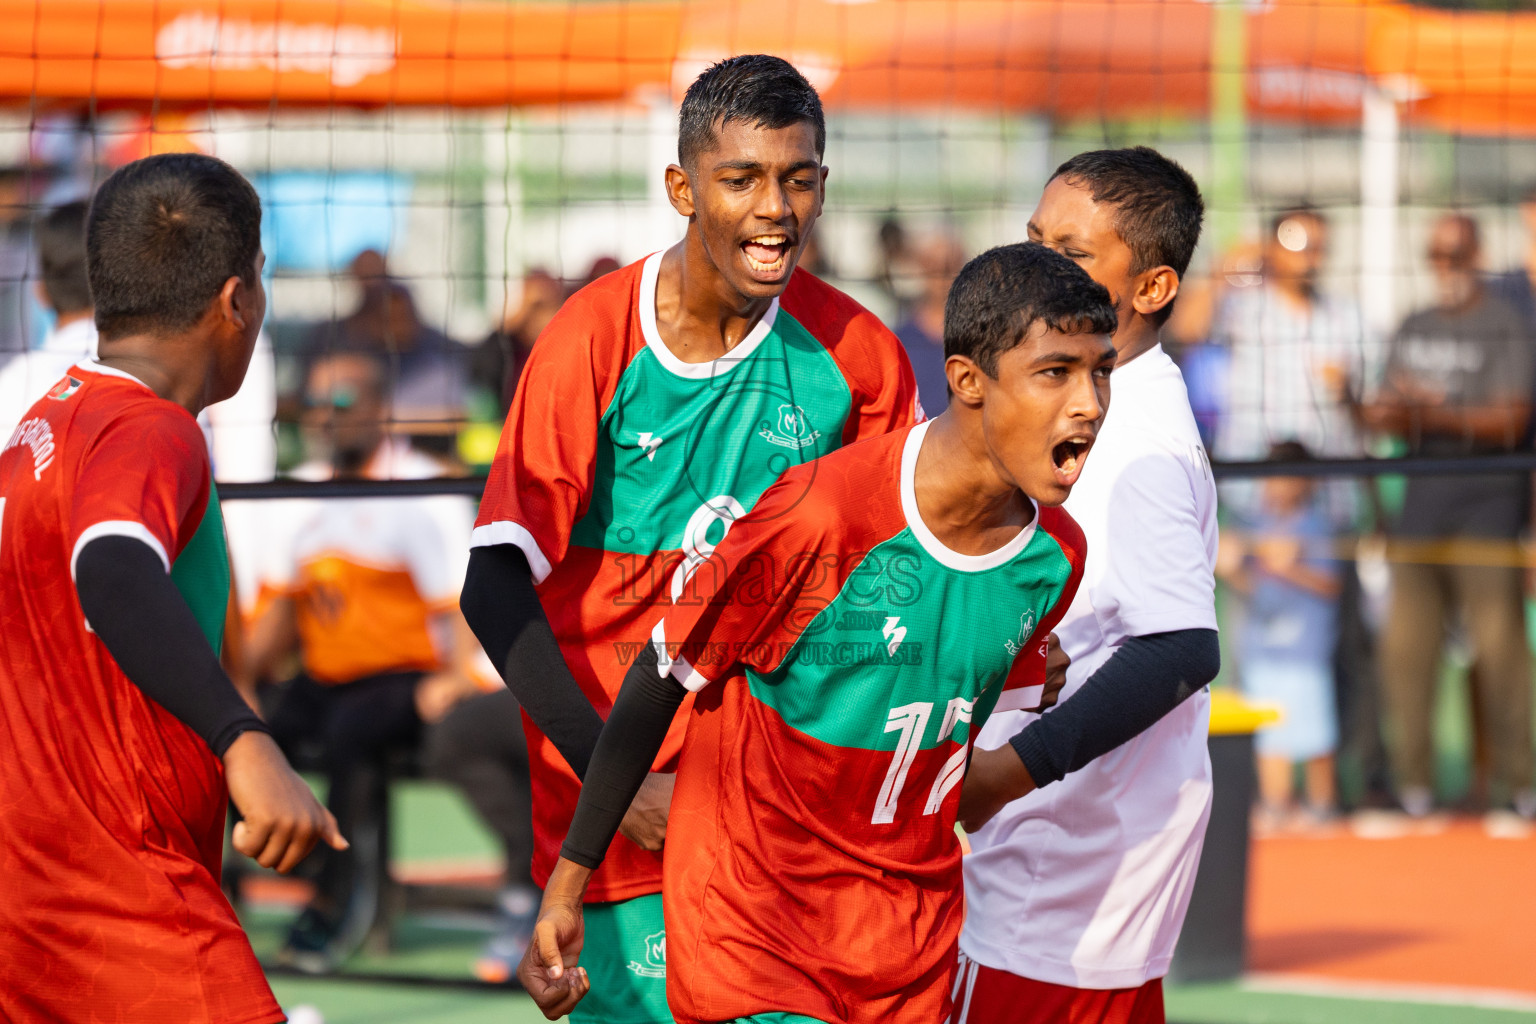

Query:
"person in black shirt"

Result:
[[1358, 212, 1535, 829]]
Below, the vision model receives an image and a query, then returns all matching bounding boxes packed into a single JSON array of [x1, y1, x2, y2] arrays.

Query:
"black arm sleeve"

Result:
[[460, 544, 607, 779], [1009, 628, 1220, 789], [73, 535, 269, 757], [559, 644, 687, 869]]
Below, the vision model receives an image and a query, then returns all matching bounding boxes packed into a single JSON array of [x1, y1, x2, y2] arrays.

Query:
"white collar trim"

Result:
[[899, 421, 1038, 573], [638, 250, 779, 380], [78, 360, 152, 391]]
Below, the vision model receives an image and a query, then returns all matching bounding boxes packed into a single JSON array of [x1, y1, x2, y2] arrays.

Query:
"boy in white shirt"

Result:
[[955, 147, 1219, 1024], [0, 200, 97, 440]]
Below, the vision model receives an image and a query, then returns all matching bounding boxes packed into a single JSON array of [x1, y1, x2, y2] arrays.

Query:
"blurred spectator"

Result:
[[1218, 441, 1341, 833], [243, 352, 492, 970], [423, 688, 539, 983], [1213, 208, 1392, 812], [874, 215, 923, 318], [471, 269, 564, 416], [0, 200, 95, 438], [1487, 184, 1536, 334], [893, 232, 965, 415], [1165, 241, 1263, 448], [572, 255, 621, 295], [1212, 208, 1378, 474], [304, 249, 469, 456], [1357, 212, 1535, 830], [0, 168, 36, 356]]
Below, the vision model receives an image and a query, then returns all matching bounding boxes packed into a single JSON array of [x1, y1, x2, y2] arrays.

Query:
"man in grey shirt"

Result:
[[1358, 212, 1535, 829]]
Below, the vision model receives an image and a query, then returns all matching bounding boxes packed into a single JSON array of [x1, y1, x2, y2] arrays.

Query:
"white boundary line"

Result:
[[1244, 973, 1536, 1013]]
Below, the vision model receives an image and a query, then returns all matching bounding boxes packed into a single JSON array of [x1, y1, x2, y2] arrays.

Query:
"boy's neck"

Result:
[[653, 235, 777, 364], [1112, 315, 1161, 368], [913, 413, 1033, 557], [96, 336, 213, 416]]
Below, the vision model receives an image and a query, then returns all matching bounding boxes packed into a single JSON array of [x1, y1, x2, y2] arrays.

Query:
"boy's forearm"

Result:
[[560, 646, 688, 869], [461, 544, 606, 777], [543, 857, 596, 907], [1009, 628, 1219, 788], [75, 535, 269, 756]]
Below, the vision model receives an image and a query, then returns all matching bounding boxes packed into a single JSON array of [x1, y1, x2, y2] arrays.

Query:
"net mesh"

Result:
[[2, 0, 1536, 494]]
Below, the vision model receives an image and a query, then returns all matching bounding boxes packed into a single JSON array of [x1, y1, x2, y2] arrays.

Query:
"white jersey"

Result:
[[961, 344, 1219, 990], [0, 317, 97, 441]]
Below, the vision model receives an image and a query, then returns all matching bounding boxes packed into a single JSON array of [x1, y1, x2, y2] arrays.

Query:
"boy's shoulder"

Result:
[[779, 268, 901, 356], [1036, 503, 1088, 568], [750, 426, 910, 544]]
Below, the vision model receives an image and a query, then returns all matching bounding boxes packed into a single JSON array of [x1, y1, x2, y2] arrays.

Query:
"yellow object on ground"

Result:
[[1208, 688, 1282, 736]]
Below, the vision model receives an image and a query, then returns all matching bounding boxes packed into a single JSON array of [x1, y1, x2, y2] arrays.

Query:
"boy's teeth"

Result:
[[743, 238, 788, 270]]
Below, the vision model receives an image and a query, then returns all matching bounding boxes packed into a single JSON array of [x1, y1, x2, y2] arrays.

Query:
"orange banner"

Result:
[[2, 0, 1536, 134]]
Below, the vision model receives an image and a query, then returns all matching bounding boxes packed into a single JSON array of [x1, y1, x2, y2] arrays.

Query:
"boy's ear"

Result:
[[945, 354, 986, 408], [1132, 266, 1180, 318], [218, 275, 248, 330], [666, 164, 696, 218]]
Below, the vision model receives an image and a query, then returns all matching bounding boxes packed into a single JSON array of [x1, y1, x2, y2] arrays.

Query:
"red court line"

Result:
[[1247, 822, 1536, 995]]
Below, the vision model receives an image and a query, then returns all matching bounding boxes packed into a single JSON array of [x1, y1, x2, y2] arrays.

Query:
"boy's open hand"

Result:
[[224, 730, 347, 874], [619, 772, 675, 851], [519, 887, 591, 1018]]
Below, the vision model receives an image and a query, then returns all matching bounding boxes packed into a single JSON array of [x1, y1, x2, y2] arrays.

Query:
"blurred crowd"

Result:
[[4, 163, 1536, 976]]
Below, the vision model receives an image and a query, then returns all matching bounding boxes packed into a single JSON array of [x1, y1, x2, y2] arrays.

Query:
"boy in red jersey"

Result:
[[0, 153, 343, 1024], [519, 242, 1118, 1023], [458, 55, 921, 1008]]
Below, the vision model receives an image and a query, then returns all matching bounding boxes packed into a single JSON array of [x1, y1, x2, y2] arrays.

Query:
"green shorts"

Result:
[[569, 895, 829, 1024], [570, 893, 671, 1024]]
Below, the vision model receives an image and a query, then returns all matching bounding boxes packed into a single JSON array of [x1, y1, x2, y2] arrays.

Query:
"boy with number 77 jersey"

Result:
[[520, 242, 1115, 1024]]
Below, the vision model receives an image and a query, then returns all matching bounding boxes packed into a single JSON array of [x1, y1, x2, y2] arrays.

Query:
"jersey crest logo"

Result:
[[760, 403, 821, 450], [626, 929, 666, 978], [882, 615, 907, 657], [46, 375, 83, 401], [636, 431, 664, 461], [1004, 609, 1036, 656]]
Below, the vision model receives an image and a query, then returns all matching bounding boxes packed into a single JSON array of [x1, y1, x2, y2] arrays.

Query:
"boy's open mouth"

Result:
[[1051, 436, 1092, 483], [742, 234, 791, 274]]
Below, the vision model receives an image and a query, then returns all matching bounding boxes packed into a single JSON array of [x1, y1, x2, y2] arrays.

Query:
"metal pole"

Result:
[[1210, 0, 1249, 250]]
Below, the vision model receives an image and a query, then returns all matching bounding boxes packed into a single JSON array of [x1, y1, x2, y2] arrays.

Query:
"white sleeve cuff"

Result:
[[651, 619, 710, 692], [992, 682, 1046, 715], [71, 521, 169, 581], [470, 521, 553, 584]]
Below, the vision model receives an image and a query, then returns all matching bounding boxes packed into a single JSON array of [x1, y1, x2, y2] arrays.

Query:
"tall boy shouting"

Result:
[[460, 54, 920, 1017]]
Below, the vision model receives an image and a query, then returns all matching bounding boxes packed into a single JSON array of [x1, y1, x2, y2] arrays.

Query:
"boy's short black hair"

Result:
[[1050, 146, 1204, 326], [87, 153, 262, 339], [37, 200, 91, 316], [945, 242, 1117, 377], [677, 55, 826, 169]]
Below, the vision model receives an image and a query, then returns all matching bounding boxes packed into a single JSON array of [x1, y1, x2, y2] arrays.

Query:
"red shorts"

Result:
[[949, 953, 1165, 1024]]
